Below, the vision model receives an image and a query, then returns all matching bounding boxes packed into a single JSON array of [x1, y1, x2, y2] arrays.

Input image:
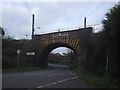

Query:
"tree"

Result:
[[0, 27, 5, 39], [102, 3, 120, 78]]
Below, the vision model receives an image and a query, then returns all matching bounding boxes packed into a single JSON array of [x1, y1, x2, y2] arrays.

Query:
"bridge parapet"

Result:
[[33, 27, 92, 42]]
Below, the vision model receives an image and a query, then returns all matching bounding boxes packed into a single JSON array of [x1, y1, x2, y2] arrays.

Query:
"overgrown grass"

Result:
[[74, 67, 119, 88], [2, 66, 45, 73]]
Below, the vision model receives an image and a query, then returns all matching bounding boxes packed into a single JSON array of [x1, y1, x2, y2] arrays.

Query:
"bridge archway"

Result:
[[41, 42, 78, 67]]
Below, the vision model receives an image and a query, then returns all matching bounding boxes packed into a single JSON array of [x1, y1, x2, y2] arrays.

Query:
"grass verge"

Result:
[[2, 66, 45, 73], [74, 67, 119, 88]]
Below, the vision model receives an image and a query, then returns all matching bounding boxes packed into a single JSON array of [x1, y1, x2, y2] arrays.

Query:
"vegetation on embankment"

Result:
[[65, 3, 120, 84], [74, 67, 119, 88]]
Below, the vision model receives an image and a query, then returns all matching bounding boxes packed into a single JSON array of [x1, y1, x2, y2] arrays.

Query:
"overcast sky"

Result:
[[0, 0, 119, 54]]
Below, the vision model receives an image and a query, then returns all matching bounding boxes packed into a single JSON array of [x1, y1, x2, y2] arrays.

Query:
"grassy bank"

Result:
[[74, 67, 119, 88], [2, 66, 45, 73]]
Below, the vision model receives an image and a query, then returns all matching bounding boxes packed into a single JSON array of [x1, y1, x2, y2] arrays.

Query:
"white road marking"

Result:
[[51, 82, 57, 84], [37, 85, 44, 88], [61, 79, 67, 82], [36, 76, 79, 88], [58, 80, 62, 82], [73, 74, 76, 76], [45, 84, 52, 87], [66, 78, 71, 80], [69, 72, 77, 76], [71, 76, 79, 79]]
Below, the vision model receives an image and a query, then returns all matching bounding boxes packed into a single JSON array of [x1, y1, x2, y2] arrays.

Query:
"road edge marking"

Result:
[[36, 76, 79, 88]]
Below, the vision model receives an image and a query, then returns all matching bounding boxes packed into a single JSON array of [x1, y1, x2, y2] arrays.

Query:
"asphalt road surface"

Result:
[[2, 64, 91, 88]]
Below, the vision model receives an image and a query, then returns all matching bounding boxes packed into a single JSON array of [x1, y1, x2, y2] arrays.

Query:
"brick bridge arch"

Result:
[[41, 42, 78, 67], [33, 27, 92, 67]]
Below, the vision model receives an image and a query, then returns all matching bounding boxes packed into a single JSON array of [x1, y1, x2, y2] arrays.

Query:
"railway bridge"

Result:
[[32, 27, 92, 67]]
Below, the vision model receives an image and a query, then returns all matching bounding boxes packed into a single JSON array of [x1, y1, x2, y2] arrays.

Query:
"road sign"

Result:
[[27, 52, 35, 55], [16, 49, 21, 67], [17, 49, 21, 54]]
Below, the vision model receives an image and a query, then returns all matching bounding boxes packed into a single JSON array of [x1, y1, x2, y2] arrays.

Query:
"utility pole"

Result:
[[84, 17, 86, 29], [31, 14, 35, 66], [32, 14, 35, 39], [106, 49, 109, 76], [105, 31, 109, 77]]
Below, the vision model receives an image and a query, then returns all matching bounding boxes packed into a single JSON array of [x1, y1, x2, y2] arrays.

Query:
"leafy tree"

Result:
[[102, 3, 120, 78], [84, 32, 107, 76], [83, 3, 120, 78], [0, 27, 5, 35]]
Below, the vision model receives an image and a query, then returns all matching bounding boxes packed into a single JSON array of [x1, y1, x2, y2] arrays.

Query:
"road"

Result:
[[2, 64, 91, 88]]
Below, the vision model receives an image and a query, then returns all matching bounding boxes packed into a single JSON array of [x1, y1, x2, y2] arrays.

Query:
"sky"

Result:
[[0, 0, 119, 54]]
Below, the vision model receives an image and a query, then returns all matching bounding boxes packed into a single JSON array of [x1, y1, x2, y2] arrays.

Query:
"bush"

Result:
[[2, 56, 17, 69]]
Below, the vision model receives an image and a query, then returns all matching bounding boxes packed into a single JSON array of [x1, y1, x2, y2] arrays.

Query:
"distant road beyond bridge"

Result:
[[32, 27, 93, 67]]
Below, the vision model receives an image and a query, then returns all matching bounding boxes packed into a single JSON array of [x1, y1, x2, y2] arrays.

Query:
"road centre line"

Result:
[[36, 76, 79, 88], [51, 82, 57, 84], [45, 84, 52, 87]]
